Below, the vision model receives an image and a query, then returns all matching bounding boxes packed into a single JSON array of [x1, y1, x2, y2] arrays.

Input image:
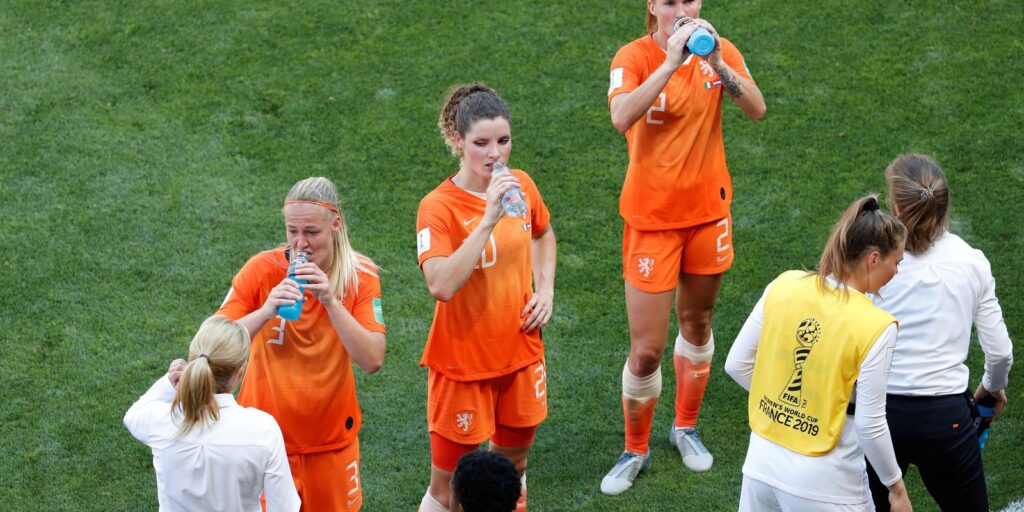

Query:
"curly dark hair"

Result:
[[450, 451, 521, 512], [438, 82, 510, 157]]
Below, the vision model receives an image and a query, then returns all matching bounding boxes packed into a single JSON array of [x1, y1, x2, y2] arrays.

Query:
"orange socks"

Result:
[[621, 364, 662, 454], [673, 332, 714, 429], [623, 396, 659, 454]]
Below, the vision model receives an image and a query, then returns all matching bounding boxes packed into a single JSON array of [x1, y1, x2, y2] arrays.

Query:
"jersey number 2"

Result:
[[533, 363, 547, 399], [646, 93, 667, 125]]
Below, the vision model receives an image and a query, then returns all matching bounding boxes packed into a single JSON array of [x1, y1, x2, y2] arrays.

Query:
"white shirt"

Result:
[[875, 232, 1013, 395], [725, 281, 902, 504], [124, 377, 300, 512]]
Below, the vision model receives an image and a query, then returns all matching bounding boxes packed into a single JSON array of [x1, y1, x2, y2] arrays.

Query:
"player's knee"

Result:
[[629, 348, 663, 374], [510, 455, 528, 475], [679, 316, 712, 345]]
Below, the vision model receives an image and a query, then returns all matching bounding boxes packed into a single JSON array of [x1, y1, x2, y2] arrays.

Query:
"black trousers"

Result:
[[866, 393, 988, 512]]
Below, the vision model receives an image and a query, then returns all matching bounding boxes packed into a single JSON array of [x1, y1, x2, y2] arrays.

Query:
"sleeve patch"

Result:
[[372, 298, 384, 324], [417, 227, 431, 257], [608, 67, 624, 95]]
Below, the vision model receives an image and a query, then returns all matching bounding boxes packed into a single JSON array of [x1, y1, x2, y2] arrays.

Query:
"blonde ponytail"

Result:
[[172, 316, 250, 436], [817, 195, 906, 296]]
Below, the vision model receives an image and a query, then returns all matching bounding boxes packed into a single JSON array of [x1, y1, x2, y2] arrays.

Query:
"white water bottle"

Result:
[[492, 162, 527, 218]]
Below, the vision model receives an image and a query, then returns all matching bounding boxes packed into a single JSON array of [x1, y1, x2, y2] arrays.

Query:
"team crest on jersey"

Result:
[[454, 410, 476, 434], [699, 60, 715, 78], [637, 256, 655, 279]]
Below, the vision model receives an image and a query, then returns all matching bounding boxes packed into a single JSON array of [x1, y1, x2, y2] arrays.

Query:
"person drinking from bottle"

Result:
[[864, 154, 1013, 511], [415, 82, 557, 512], [725, 195, 912, 511], [600, 0, 766, 496], [218, 176, 387, 511]]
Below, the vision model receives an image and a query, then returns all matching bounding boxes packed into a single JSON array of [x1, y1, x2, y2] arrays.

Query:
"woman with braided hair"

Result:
[[415, 82, 557, 511]]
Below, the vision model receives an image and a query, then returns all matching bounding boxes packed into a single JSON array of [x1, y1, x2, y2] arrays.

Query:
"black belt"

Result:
[[846, 390, 976, 417]]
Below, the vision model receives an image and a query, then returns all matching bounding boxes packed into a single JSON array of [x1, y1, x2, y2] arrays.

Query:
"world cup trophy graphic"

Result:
[[779, 318, 821, 407]]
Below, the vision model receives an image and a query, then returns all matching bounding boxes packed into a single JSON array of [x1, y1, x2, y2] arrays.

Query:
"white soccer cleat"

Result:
[[669, 425, 714, 472], [600, 451, 652, 496]]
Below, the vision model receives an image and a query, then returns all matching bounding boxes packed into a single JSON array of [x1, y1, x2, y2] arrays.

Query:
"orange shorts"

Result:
[[269, 439, 363, 512], [428, 359, 548, 445], [622, 215, 733, 293]]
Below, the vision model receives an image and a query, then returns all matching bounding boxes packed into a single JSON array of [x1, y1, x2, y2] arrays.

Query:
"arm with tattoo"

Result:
[[713, 64, 744, 99], [710, 60, 765, 120]]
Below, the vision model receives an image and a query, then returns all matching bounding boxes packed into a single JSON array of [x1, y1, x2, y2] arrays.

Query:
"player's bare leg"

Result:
[[601, 283, 673, 495], [419, 465, 453, 512], [669, 272, 723, 472], [490, 442, 530, 511]]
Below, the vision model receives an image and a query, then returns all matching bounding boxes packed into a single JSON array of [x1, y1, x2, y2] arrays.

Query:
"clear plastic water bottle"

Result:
[[492, 161, 527, 218], [672, 17, 715, 57], [975, 394, 997, 449], [277, 251, 309, 320]]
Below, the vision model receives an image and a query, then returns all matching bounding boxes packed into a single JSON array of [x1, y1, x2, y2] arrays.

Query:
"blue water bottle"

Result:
[[492, 161, 527, 218], [672, 17, 715, 57], [976, 394, 997, 449], [277, 251, 309, 320]]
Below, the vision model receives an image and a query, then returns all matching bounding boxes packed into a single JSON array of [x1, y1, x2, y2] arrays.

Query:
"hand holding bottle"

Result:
[[492, 162, 527, 217], [289, 259, 335, 307], [482, 162, 523, 226], [275, 251, 310, 320], [672, 17, 715, 57]]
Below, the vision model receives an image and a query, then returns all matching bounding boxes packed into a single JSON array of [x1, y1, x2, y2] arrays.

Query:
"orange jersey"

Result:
[[218, 247, 386, 455], [416, 170, 551, 381], [608, 35, 754, 230]]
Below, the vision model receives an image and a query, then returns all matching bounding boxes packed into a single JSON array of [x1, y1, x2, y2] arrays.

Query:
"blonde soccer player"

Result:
[[218, 177, 386, 511], [601, 0, 766, 495]]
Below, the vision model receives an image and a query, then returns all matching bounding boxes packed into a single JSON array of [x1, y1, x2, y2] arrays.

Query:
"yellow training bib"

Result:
[[748, 271, 895, 456]]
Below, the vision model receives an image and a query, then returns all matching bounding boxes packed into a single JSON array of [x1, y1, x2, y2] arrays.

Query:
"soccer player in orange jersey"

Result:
[[601, 0, 766, 496], [218, 177, 386, 511], [415, 83, 557, 512]]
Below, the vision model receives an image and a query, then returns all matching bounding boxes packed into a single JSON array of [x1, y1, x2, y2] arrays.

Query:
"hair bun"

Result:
[[862, 198, 880, 212]]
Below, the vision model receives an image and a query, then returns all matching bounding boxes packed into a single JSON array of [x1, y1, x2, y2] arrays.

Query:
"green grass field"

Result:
[[2, 1, 1022, 510]]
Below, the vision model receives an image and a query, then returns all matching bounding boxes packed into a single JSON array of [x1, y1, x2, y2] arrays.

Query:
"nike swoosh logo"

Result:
[[463, 217, 477, 226], [717, 255, 730, 263]]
